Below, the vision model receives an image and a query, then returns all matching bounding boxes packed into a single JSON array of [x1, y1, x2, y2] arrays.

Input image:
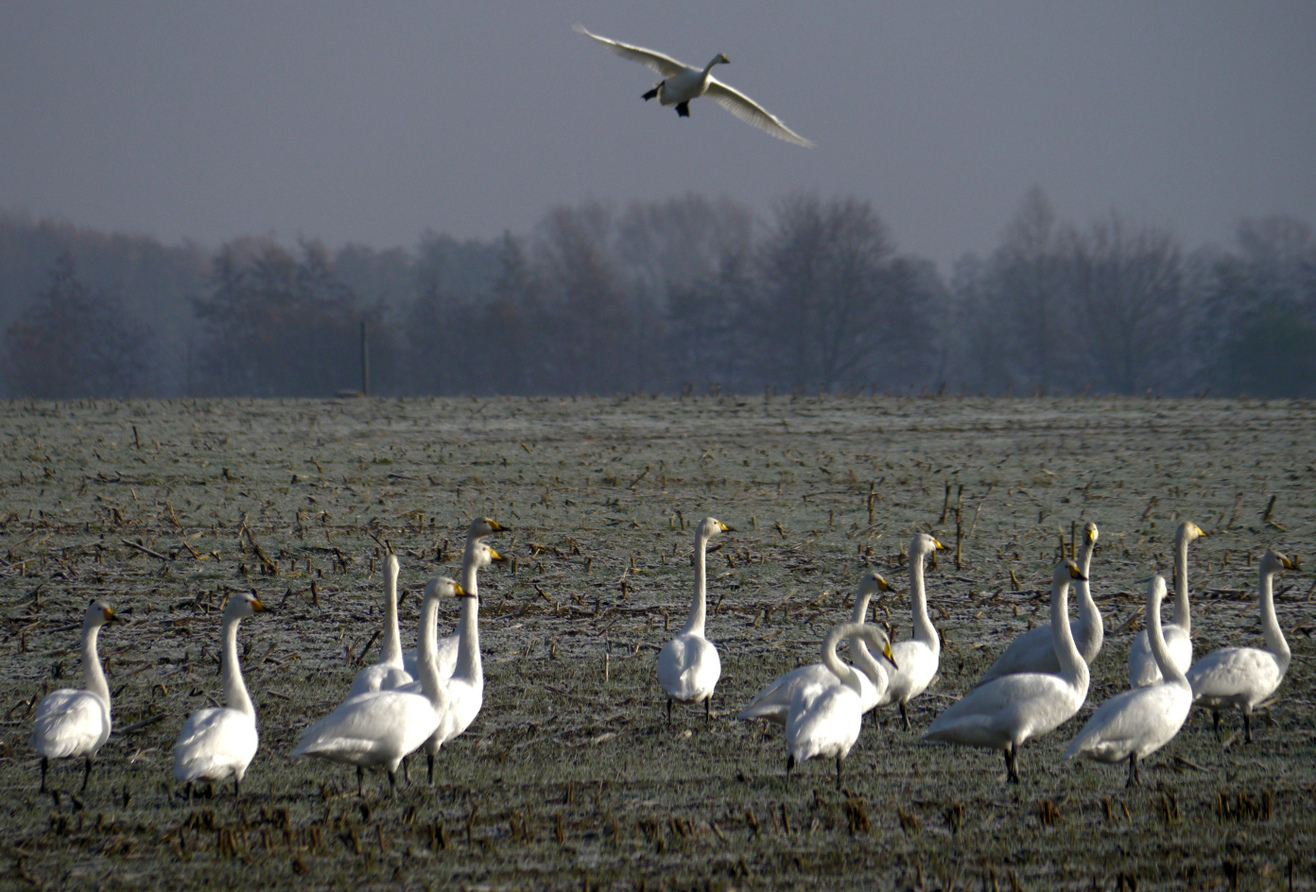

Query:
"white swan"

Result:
[[1128, 521, 1205, 686], [737, 571, 896, 724], [1185, 547, 1295, 742], [1064, 575, 1192, 786], [923, 560, 1090, 783], [401, 541, 504, 682], [172, 592, 267, 797], [293, 577, 463, 797], [786, 622, 896, 791], [658, 516, 732, 723], [876, 533, 946, 730], [574, 25, 814, 147], [30, 600, 119, 792], [975, 522, 1102, 686], [350, 554, 411, 696]]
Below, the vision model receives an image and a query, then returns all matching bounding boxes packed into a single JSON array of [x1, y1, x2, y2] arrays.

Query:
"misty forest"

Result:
[[2, 187, 1313, 401]]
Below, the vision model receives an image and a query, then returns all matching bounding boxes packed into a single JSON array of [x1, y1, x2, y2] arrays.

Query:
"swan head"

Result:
[[424, 576, 468, 602], [84, 600, 118, 628], [856, 571, 893, 599], [909, 533, 945, 560], [1146, 574, 1167, 612], [468, 517, 509, 539], [224, 592, 267, 619], [1084, 521, 1099, 544], [1177, 521, 1205, 545], [865, 627, 898, 670], [1260, 548, 1296, 576], [386, 553, 400, 578], [698, 517, 733, 539], [1056, 558, 1086, 584], [472, 541, 508, 571]]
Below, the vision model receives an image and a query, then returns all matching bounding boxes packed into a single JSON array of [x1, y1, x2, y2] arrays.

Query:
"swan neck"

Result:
[[1259, 565, 1290, 667], [1172, 534, 1192, 631], [1075, 540, 1103, 657], [682, 531, 710, 636], [1050, 578, 1088, 687], [380, 564, 402, 665], [80, 622, 110, 709], [909, 554, 937, 652], [822, 626, 862, 693], [1146, 590, 1186, 685], [453, 544, 483, 683], [416, 594, 448, 709], [221, 613, 255, 717]]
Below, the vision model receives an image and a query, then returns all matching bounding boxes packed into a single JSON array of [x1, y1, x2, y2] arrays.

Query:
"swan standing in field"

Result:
[[975, 522, 1102, 686], [30, 600, 119, 793], [173, 593, 267, 798], [786, 622, 897, 791], [737, 571, 896, 725], [876, 533, 946, 730], [658, 517, 732, 723], [574, 25, 814, 147], [1064, 576, 1191, 786], [1185, 547, 1295, 743], [350, 554, 411, 696], [293, 578, 464, 797], [923, 560, 1090, 783], [1128, 521, 1205, 687]]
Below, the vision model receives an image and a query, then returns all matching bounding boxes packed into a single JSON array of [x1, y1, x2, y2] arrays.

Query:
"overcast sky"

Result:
[[2, 2, 1314, 270]]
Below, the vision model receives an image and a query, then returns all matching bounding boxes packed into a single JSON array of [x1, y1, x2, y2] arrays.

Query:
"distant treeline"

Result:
[[2, 188, 1313, 399]]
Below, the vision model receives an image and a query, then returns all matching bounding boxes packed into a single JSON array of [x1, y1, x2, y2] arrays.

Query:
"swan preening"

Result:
[[1186, 547, 1295, 742], [1064, 575, 1191, 786], [738, 571, 895, 724], [975, 522, 1102, 686], [786, 622, 896, 790], [658, 517, 732, 722], [172, 593, 267, 797], [1128, 521, 1205, 687], [293, 577, 466, 796], [574, 24, 814, 147], [30, 600, 119, 792], [923, 560, 1090, 783], [878, 533, 946, 730]]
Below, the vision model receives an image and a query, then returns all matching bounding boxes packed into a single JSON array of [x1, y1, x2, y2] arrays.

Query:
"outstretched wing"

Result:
[[705, 78, 814, 147], [574, 24, 689, 79]]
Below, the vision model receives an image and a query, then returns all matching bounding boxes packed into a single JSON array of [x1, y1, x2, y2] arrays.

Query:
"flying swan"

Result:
[[575, 24, 814, 147]]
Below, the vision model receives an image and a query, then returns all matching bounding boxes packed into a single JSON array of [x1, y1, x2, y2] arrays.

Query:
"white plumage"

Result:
[[30, 600, 119, 793], [349, 554, 412, 696], [1128, 521, 1204, 687], [402, 539, 504, 683], [658, 517, 732, 722], [172, 592, 267, 796], [876, 533, 946, 729]]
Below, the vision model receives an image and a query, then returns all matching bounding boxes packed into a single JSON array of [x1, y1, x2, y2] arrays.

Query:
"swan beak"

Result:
[[1086, 527, 1099, 543], [876, 576, 892, 591], [881, 641, 898, 670], [720, 54, 729, 63], [488, 547, 508, 563], [487, 519, 509, 532], [453, 582, 473, 598], [250, 597, 267, 613], [102, 607, 118, 623], [1279, 554, 1297, 570], [718, 522, 735, 533], [1068, 565, 1088, 581], [932, 539, 946, 551]]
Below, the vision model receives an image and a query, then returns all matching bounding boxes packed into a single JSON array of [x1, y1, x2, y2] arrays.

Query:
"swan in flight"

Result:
[[975, 522, 1102, 686], [786, 622, 896, 791], [1185, 547, 1295, 742], [1128, 521, 1205, 687], [738, 570, 896, 724], [29, 600, 119, 793], [923, 560, 1090, 783], [658, 517, 732, 723], [574, 24, 814, 147], [350, 554, 411, 696], [876, 533, 946, 730], [1064, 575, 1192, 786], [173, 593, 267, 798], [293, 578, 464, 797]]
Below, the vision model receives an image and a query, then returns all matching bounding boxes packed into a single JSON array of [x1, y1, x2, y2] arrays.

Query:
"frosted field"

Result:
[[1, 394, 1313, 890]]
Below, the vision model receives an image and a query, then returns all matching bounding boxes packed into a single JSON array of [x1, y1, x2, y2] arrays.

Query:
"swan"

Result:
[[1127, 521, 1205, 687], [1185, 547, 1295, 743], [293, 577, 464, 797], [975, 522, 1103, 685], [574, 24, 814, 147], [876, 533, 946, 730], [737, 570, 896, 724], [923, 560, 1090, 783], [172, 592, 267, 798], [349, 554, 411, 696], [1063, 575, 1192, 786], [658, 516, 732, 723], [29, 600, 119, 793], [401, 540, 505, 682], [786, 622, 897, 791]]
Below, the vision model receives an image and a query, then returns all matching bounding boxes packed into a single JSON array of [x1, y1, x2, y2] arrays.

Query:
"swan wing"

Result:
[[1063, 683, 1190, 762], [173, 707, 258, 782], [574, 24, 688, 79], [293, 691, 438, 764], [705, 77, 814, 147], [786, 686, 862, 762], [30, 690, 110, 758], [738, 662, 840, 722], [1186, 647, 1283, 704], [1128, 623, 1192, 687], [975, 625, 1060, 686], [349, 663, 415, 697]]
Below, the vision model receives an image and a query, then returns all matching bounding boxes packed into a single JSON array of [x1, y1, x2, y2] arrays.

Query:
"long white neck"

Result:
[[453, 542, 482, 684], [1171, 530, 1192, 631], [1146, 585, 1186, 687], [80, 620, 110, 709], [1074, 535, 1103, 660], [1050, 574, 1089, 690], [416, 590, 449, 709], [221, 612, 255, 717], [381, 559, 402, 666], [682, 530, 711, 636], [909, 550, 938, 654], [1259, 563, 1291, 672], [822, 624, 864, 693], [702, 56, 723, 78]]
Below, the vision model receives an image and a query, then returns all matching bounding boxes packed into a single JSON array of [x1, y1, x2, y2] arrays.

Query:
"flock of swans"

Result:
[[27, 512, 1297, 799]]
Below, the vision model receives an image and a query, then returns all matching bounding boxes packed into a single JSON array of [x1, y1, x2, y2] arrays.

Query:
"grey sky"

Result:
[[2, 2, 1314, 270]]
